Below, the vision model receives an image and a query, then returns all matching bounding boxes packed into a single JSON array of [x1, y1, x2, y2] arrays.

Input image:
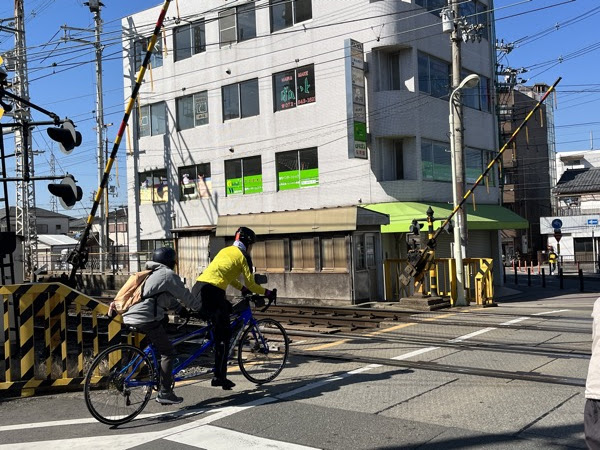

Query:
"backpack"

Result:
[[109, 269, 154, 315]]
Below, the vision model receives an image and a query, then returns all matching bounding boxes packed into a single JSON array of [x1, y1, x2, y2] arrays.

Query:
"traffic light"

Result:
[[47, 120, 82, 154], [409, 219, 423, 235], [47, 175, 83, 209]]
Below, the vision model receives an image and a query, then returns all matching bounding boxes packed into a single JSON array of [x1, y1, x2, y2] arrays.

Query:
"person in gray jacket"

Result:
[[122, 247, 201, 405]]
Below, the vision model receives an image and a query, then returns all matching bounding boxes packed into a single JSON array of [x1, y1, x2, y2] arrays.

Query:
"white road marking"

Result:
[[166, 424, 320, 449], [532, 309, 570, 316], [500, 317, 528, 325], [392, 346, 439, 360], [447, 328, 496, 343]]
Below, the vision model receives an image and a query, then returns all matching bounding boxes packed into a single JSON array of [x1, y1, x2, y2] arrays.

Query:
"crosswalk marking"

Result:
[[166, 424, 319, 449]]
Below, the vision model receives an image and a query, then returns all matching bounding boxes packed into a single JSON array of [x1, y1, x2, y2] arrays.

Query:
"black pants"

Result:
[[193, 282, 232, 380], [137, 320, 175, 393], [586, 399, 600, 449]]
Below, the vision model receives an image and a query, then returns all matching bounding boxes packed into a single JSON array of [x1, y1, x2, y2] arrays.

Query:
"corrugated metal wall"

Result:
[[177, 235, 210, 288]]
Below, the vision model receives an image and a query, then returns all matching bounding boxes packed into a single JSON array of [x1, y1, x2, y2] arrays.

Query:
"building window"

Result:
[[273, 64, 316, 111], [415, 0, 446, 14], [270, 0, 312, 32], [36, 224, 48, 234], [140, 239, 173, 265], [176, 91, 209, 130], [222, 78, 260, 121], [56, 224, 62, 231], [461, 72, 491, 112], [421, 139, 451, 182], [290, 237, 316, 271], [139, 169, 168, 204], [174, 20, 206, 62], [139, 102, 166, 137], [466, 148, 496, 186], [178, 163, 212, 200], [276, 148, 318, 191], [418, 52, 450, 99], [460, 0, 489, 40], [133, 37, 163, 72], [219, 3, 256, 47], [321, 236, 347, 271], [225, 156, 262, 195], [253, 239, 287, 272]]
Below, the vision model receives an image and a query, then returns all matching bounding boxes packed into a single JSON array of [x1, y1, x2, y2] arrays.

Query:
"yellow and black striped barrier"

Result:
[[0, 283, 142, 398]]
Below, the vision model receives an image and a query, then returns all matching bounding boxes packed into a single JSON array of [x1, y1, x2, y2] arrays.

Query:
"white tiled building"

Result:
[[122, 0, 511, 304]]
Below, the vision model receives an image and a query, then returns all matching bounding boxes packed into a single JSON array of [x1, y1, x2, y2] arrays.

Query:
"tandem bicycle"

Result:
[[83, 289, 288, 425]]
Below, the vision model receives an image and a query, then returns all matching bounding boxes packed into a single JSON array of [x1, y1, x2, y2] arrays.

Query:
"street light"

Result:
[[449, 73, 480, 306]]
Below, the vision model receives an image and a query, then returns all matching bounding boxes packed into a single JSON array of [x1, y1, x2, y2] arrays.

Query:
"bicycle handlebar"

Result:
[[176, 288, 277, 327]]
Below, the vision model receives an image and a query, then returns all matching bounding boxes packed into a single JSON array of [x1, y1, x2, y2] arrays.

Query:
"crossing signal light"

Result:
[[409, 219, 423, 235], [47, 175, 83, 210], [47, 121, 82, 154]]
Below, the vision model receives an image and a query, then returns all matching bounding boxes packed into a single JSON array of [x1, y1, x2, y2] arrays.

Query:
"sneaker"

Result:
[[211, 377, 235, 390], [156, 391, 183, 405]]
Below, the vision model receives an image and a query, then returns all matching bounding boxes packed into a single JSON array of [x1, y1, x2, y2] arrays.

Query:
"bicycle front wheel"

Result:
[[84, 344, 156, 426], [238, 318, 289, 384]]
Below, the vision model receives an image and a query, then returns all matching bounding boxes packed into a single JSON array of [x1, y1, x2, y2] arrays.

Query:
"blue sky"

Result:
[[0, 0, 598, 218], [494, 0, 600, 152]]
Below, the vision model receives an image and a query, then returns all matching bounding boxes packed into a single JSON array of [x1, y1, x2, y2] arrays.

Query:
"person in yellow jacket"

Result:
[[192, 227, 276, 390]]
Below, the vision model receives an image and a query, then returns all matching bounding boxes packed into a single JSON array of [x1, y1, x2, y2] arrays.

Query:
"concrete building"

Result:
[[122, 0, 519, 304], [497, 84, 556, 263]]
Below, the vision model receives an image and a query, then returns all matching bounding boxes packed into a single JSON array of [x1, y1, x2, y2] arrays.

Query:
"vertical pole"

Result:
[[579, 268, 584, 292], [93, 5, 105, 273], [527, 267, 531, 286], [559, 267, 563, 289], [514, 264, 518, 285], [14, 0, 37, 282], [541, 268, 545, 287], [451, 0, 467, 256], [426, 207, 438, 297]]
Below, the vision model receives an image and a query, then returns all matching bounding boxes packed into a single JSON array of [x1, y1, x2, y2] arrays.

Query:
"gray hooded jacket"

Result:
[[122, 261, 201, 325]]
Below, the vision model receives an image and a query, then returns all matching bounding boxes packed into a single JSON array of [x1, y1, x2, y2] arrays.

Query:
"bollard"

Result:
[[514, 264, 518, 285], [527, 267, 531, 286], [503, 264, 506, 284], [559, 268, 564, 289], [541, 268, 545, 287], [580, 268, 584, 292]]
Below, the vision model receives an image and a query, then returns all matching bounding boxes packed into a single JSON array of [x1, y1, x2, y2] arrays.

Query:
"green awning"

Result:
[[363, 202, 528, 233]]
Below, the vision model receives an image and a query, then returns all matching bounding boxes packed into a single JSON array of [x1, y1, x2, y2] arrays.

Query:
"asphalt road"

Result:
[[1, 277, 598, 449]]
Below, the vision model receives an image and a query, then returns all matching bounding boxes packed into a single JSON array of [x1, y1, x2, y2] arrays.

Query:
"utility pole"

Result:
[[64, 0, 106, 272], [14, 0, 38, 281], [450, 0, 467, 257], [92, 1, 105, 273]]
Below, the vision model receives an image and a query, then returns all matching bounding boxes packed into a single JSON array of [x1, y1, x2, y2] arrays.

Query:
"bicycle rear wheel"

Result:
[[84, 344, 156, 426], [238, 318, 289, 384]]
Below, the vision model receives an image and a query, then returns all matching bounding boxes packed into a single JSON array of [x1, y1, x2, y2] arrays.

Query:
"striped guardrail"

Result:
[[0, 282, 141, 398]]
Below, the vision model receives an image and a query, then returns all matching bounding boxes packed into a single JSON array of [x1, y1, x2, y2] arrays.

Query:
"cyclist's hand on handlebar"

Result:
[[265, 289, 276, 301], [241, 286, 252, 297]]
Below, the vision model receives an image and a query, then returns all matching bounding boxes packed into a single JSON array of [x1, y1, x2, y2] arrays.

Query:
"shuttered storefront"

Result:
[[467, 230, 493, 258]]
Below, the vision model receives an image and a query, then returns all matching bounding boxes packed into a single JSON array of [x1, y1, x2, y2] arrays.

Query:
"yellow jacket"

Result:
[[197, 245, 266, 294]]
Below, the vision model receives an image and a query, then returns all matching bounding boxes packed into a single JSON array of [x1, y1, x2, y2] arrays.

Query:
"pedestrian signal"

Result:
[[47, 120, 82, 154], [47, 175, 83, 209]]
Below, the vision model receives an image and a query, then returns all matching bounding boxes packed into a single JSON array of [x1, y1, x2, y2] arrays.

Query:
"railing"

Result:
[[0, 282, 142, 398], [383, 258, 495, 306]]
